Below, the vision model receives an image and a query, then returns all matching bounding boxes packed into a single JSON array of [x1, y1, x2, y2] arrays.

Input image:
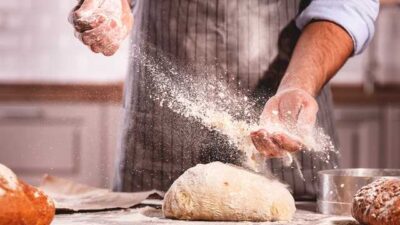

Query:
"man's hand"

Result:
[[251, 21, 353, 158], [251, 129, 304, 158], [260, 88, 318, 134], [251, 88, 316, 158], [69, 0, 133, 56]]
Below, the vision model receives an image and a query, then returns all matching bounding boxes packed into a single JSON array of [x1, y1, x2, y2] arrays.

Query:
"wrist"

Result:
[[277, 73, 319, 97]]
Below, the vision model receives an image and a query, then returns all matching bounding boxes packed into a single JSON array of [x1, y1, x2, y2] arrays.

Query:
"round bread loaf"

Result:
[[0, 164, 55, 225], [352, 178, 400, 225], [163, 162, 296, 222]]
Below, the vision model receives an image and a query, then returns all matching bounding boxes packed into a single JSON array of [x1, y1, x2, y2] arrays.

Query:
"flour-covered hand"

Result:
[[69, 0, 133, 56], [251, 129, 304, 158], [251, 88, 317, 157]]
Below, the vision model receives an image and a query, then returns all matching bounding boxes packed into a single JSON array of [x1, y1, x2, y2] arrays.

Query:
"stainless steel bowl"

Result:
[[317, 168, 400, 216]]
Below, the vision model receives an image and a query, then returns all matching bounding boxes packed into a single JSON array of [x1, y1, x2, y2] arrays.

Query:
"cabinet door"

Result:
[[334, 107, 384, 168], [102, 105, 123, 188], [0, 103, 106, 187], [386, 106, 400, 168]]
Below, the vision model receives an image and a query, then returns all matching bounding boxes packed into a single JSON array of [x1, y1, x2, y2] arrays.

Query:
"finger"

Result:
[[68, 10, 77, 25], [102, 42, 119, 56], [90, 44, 102, 53], [271, 133, 304, 153], [96, 37, 118, 56], [74, 31, 83, 42], [251, 130, 272, 156], [83, 16, 125, 46], [250, 130, 285, 158], [260, 97, 280, 126], [76, 0, 102, 16], [82, 32, 102, 46], [68, 0, 86, 24], [74, 14, 106, 33], [251, 129, 269, 147], [100, 26, 123, 55], [81, 21, 110, 45], [84, 21, 121, 54], [261, 138, 285, 158]]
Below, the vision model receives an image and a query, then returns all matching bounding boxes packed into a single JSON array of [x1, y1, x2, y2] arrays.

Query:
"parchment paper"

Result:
[[39, 175, 164, 213]]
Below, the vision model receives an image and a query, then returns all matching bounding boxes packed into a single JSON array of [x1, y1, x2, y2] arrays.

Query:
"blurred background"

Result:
[[0, 1, 399, 189]]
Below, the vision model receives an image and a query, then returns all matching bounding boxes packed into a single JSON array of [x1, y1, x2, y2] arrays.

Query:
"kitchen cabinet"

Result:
[[334, 107, 384, 168], [3, 102, 398, 189], [386, 106, 400, 168], [2, 103, 400, 188], [334, 105, 400, 169], [0, 84, 399, 189], [0, 102, 122, 188]]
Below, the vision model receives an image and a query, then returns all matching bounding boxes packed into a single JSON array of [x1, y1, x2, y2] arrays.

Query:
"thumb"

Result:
[[72, 0, 105, 32], [75, 0, 103, 18]]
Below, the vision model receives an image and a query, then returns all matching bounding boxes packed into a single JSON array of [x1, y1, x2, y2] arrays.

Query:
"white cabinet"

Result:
[[334, 107, 384, 168], [386, 107, 400, 168], [0, 103, 122, 188], [1, 101, 399, 188], [334, 105, 400, 169]]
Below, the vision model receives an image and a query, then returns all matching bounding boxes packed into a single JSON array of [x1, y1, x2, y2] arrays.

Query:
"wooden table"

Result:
[[52, 202, 358, 225]]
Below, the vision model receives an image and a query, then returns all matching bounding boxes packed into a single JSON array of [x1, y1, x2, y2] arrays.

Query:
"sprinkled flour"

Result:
[[133, 45, 337, 173]]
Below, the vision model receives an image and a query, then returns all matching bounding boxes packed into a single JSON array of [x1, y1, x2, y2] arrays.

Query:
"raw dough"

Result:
[[163, 162, 296, 221]]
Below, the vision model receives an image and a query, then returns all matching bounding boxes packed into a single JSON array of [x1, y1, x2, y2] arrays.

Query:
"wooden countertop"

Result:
[[0, 83, 123, 103], [331, 84, 400, 105], [0, 83, 399, 105]]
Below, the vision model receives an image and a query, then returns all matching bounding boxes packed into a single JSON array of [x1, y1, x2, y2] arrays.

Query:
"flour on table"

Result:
[[52, 204, 357, 225]]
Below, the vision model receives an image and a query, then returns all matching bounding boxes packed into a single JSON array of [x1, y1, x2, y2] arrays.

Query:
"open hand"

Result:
[[251, 129, 304, 158], [251, 88, 318, 158], [69, 0, 133, 56]]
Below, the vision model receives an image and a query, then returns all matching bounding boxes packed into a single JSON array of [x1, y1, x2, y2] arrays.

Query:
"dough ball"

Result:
[[352, 178, 400, 225], [163, 162, 296, 221]]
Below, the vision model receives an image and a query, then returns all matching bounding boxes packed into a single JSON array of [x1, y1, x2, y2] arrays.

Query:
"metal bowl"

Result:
[[317, 168, 400, 216]]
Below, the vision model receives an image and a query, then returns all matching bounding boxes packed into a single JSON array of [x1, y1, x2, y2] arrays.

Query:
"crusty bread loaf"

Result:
[[0, 164, 55, 225], [352, 178, 400, 225]]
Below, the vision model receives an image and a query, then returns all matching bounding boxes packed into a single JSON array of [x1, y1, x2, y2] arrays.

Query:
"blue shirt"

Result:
[[296, 0, 379, 55]]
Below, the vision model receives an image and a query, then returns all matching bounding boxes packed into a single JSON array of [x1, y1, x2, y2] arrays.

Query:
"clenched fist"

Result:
[[251, 88, 318, 158], [69, 0, 133, 56]]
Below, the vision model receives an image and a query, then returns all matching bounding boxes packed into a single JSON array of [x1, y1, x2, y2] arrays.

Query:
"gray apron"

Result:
[[114, 0, 339, 200]]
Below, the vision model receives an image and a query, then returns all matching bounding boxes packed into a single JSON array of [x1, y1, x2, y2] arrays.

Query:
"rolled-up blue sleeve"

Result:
[[296, 0, 379, 55]]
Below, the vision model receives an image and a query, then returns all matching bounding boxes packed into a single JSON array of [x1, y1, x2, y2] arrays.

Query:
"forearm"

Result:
[[279, 21, 353, 97], [255, 14, 376, 157]]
